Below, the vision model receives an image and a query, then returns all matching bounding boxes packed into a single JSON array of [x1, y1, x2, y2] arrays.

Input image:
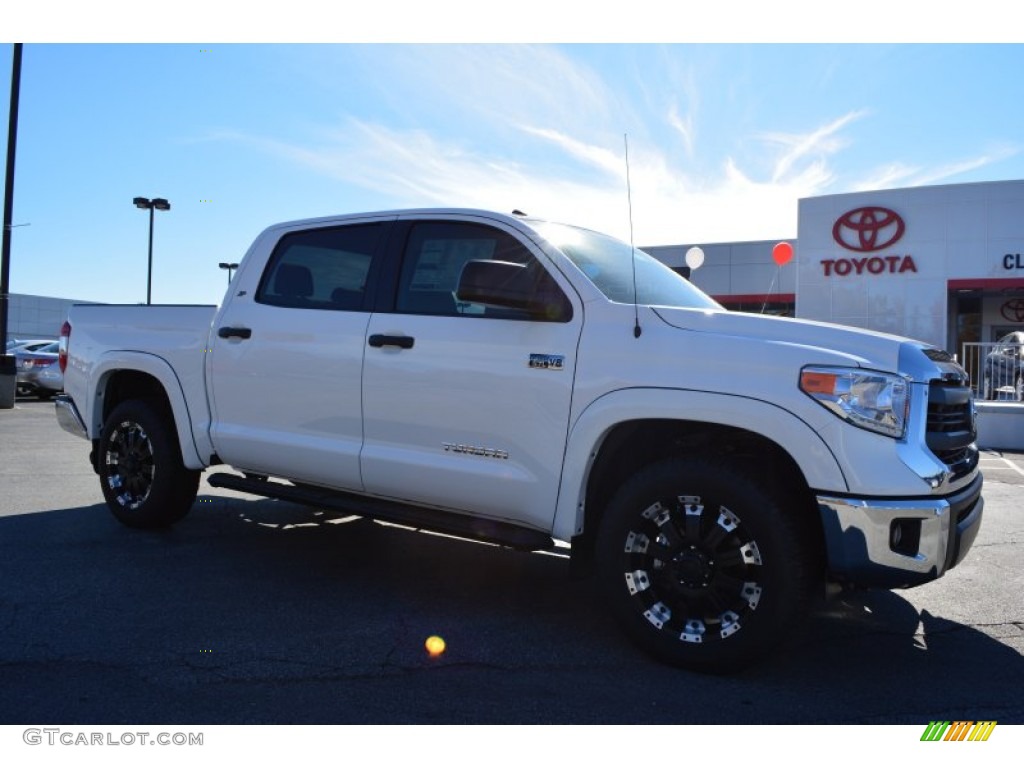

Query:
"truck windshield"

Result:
[[533, 222, 723, 310]]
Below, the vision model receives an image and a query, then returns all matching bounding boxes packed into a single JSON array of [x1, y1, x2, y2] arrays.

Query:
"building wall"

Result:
[[5, 293, 92, 343], [644, 239, 797, 302]]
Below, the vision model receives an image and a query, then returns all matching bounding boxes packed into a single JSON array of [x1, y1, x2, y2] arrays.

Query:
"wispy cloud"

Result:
[[668, 104, 695, 158], [518, 126, 626, 177], [851, 163, 921, 191], [362, 45, 621, 141], [201, 47, 882, 244], [912, 145, 1020, 185], [212, 111, 844, 244], [854, 144, 1020, 190], [205, 45, 1021, 249], [759, 110, 867, 184]]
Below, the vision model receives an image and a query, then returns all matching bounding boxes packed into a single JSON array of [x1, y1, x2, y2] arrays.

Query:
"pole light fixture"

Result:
[[218, 262, 239, 286], [133, 196, 170, 304], [0, 44, 24, 409]]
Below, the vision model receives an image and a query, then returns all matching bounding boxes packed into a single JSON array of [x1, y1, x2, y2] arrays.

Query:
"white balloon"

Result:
[[685, 246, 705, 270]]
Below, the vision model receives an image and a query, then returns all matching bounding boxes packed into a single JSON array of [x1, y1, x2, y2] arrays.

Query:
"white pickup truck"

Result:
[[55, 208, 983, 672]]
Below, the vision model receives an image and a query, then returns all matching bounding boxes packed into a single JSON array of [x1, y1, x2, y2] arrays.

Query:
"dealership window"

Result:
[[948, 283, 1024, 398], [724, 300, 794, 317], [952, 293, 982, 358], [713, 295, 795, 317]]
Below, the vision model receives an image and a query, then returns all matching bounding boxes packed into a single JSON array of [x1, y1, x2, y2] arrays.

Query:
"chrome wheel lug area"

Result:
[[671, 544, 714, 588]]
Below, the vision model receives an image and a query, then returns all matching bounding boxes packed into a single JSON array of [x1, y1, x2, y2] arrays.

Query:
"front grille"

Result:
[[926, 381, 977, 474]]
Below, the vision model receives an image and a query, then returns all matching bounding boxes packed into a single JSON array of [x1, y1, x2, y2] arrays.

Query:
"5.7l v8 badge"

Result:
[[529, 353, 564, 371]]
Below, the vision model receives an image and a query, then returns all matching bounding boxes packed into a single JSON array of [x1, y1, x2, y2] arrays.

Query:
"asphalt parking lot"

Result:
[[1, 397, 1022, 727]]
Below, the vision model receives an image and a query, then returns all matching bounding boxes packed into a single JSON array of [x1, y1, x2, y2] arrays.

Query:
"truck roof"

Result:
[[263, 207, 532, 233]]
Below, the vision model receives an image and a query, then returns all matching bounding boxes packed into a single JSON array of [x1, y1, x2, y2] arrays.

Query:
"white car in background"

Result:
[[6, 338, 55, 354], [14, 341, 63, 399]]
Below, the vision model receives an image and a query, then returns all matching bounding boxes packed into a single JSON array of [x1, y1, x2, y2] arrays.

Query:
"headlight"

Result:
[[800, 367, 910, 439]]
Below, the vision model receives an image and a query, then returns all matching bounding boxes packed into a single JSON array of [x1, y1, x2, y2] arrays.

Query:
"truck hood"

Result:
[[652, 306, 931, 379]]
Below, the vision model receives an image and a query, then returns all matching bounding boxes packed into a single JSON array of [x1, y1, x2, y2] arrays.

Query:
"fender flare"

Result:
[[86, 351, 205, 470], [551, 387, 847, 541]]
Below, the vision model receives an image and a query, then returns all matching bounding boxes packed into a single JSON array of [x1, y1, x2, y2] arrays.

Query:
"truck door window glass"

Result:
[[532, 221, 722, 310], [256, 224, 383, 310], [396, 221, 571, 321]]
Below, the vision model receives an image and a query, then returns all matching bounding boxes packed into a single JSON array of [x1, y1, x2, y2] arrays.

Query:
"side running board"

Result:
[[206, 472, 555, 552]]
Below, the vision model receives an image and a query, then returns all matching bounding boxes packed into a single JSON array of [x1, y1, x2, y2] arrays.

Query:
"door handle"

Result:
[[368, 334, 414, 349], [217, 326, 252, 340]]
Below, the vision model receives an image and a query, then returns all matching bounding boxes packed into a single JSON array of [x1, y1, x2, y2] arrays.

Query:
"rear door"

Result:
[[360, 214, 583, 531], [208, 216, 393, 490]]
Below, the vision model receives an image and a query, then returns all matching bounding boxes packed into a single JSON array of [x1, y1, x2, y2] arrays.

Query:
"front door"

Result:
[[360, 216, 582, 531]]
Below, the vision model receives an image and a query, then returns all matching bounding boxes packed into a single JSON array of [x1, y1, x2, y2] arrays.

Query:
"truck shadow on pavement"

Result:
[[0, 496, 1020, 725]]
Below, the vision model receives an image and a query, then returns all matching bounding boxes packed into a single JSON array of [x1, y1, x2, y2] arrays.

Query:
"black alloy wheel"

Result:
[[621, 495, 765, 645], [104, 418, 156, 510], [596, 457, 813, 673], [98, 399, 200, 528]]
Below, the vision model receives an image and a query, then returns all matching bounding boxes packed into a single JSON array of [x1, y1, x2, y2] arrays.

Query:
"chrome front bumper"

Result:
[[817, 473, 983, 589], [54, 394, 89, 440]]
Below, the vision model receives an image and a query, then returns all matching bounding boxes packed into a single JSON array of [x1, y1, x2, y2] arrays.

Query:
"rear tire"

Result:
[[98, 399, 200, 528], [595, 457, 814, 673]]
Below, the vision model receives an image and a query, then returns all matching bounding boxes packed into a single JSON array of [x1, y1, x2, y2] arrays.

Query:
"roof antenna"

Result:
[[624, 134, 641, 338]]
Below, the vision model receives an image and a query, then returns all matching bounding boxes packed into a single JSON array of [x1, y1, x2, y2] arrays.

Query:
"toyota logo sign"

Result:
[[832, 206, 906, 252], [1001, 299, 1024, 323]]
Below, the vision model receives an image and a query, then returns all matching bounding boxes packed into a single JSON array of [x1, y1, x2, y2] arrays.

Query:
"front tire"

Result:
[[595, 457, 814, 673], [98, 399, 200, 528]]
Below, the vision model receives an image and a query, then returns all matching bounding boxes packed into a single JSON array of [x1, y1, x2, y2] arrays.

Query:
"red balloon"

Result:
[[772, 242, 794, 266]]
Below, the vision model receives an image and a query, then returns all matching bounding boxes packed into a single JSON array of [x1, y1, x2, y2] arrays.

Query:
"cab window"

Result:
[[257, 223, 384, 311], [396, 221, 571, 321]]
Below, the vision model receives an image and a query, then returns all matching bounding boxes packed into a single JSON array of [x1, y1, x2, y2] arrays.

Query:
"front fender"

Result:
[[551, 388, 848, 541], [86, 352, 207, 470]]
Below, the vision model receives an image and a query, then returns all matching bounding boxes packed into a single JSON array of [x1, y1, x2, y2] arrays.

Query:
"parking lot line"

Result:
[[980, 451, 1024, 477]]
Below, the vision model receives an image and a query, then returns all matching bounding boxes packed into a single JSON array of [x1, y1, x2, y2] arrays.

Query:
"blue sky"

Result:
[[3, 9, 1024, 306]]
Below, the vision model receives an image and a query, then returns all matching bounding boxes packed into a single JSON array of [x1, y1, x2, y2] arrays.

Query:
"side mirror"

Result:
[[456, 260, 572, 322], [456, 260, 536, 312]]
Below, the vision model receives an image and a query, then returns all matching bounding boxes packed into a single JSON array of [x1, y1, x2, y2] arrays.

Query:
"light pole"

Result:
[[1, 44, 24, 409], [218, 262, 239, 287], [133, 196, 170, 305]]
